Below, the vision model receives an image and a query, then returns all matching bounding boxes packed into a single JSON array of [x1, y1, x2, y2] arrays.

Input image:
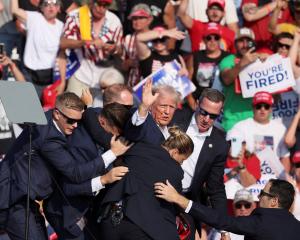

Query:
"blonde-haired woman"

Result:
[[98, 126, 193, 240]]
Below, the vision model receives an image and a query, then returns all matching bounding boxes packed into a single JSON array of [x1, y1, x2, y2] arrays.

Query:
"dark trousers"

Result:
[[0, 200, 47, 240], [99, 216, 153, 240]]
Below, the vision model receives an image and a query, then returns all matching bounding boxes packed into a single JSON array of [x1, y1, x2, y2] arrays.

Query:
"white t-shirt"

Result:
[[24, 11, 63, 70], [208, 229, 244, 240], [228, 118, 289, 159], [187, 0, 238, 24]]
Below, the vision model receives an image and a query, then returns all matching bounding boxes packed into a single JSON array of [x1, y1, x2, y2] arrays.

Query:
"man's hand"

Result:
[[239, 48, 258, 68], [0, 54, 13, 67], [55, 81, 66, 95], [110, 135, 133, 157], [81, 88, 93, 106], [141, 79, 159, 109], [100, 166, 129, 185], [164, 28, 186, 40], [91, 38, 104, 49]]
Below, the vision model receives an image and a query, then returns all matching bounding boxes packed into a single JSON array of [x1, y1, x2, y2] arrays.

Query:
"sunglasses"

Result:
[[258, 190, 276, 198], [56, 108, 81, 125], [255, 103, 271, 110], [277, 42, 291, 50], [234, 202, 251, 209], [42, 0, 59, 7], [205, 35, 221, 42], [197, 107, 219, 120], [153, 37, 168, 44]]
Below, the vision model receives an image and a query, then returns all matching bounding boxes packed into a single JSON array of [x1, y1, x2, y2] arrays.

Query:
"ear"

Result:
[[169, 148, 179, 158], [271, 197, 279, 208], [53, 109, 60, 121], [98, 116, 106, 128]]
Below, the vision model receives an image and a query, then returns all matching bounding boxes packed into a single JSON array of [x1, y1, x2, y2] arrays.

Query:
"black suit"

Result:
[[100, 143, 182, 240], [171, 108, 229, 234], [43, 124, 108, 239], [0, 111, 105, 240], [190, 203, 300, 240]]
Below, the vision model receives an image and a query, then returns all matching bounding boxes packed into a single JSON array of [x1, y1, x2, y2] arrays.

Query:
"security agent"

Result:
[[155, 179, 300, 240], [0, 92, 108, 240]]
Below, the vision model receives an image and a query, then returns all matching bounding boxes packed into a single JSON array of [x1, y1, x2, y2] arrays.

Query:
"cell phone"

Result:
[[248, 40, 256, 52], [0, 43, 4, 55], [231, 138, 243, 158]]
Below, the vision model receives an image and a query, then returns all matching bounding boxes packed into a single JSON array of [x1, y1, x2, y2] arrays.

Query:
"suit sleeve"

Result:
[[190, 202, 259, 237], [62, 179, 94, 197], [82, 108, 112, 150], [40, 139, 105, 183], [206, 142, 229, 213]]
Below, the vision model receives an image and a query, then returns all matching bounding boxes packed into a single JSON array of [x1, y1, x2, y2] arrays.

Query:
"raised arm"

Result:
[[268, 0, 284, 35], [285, 108, 300, 148], [11, 0, 27, 23], [289, 30, 300, 79], [136, 28, 185, 60], [177, 0, 193, 29], [242, 1, 277, 22]]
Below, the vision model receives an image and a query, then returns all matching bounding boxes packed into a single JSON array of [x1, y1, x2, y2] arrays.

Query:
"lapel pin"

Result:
[[209, 144, 213, 148]]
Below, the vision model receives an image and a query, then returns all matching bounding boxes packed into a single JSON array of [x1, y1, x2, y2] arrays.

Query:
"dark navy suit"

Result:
[[190, 203, 300, 240], [0, 111, 105, 240], [100, 143, 182, 240], [122, 106, 229, 238]]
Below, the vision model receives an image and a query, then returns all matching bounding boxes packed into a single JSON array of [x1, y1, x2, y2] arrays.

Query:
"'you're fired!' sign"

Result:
[[239, 54, 295, 98]]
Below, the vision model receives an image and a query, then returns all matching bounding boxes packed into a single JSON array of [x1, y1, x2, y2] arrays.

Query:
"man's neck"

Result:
[[206, 49, 222, 58]]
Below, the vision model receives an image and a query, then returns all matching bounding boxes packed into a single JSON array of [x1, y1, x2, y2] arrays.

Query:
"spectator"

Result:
[[273, 32, 293, 58], [208, 189, 256, 240], [186, 0, 239, 33], [122, 3, 153, 87], [225, 129, 261, 187], [228, 91, 290, 173], [186, 22, 230, 109], [155, 179, 300, 240], [61, 0, 123, 98], [177, 0, 235, 53], [220, 27, 258, 132], [241, 0, 293, 49], [11, 0, 64, 97], [288, 29, 300, 95], [136, 25, 187, 79]]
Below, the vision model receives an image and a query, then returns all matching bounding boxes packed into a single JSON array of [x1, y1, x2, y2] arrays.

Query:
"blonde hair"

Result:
[[162, 126, 194, 156], [55, 92, 85, 111]]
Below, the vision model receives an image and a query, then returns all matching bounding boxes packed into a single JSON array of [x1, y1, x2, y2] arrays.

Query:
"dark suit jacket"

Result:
[[123, 108, 165, 144], [190, 203, 300, 240], [102, 142, 182, 240], [0, 111, 105, 209], [44, 124, 107, 237]]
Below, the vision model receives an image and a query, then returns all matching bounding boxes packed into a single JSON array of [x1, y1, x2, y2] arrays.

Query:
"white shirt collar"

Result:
[[52, 119, 65, 137], [189, 113, 213, 137]]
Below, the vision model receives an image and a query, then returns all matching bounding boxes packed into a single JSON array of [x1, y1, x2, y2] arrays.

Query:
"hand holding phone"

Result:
[[231, 137, 243, 158]]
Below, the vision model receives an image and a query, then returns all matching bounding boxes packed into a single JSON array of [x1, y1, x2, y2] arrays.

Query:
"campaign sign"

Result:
[[53, 50, 80, 82], [239, 55, 295, 98], [272, 91, 299, 127], [133, 60, 196, 100]]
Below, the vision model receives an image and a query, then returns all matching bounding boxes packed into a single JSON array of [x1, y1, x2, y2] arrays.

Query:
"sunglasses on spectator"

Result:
[[42, 0, 59, 7], [56, 108, 81, 125], [197, 107, 219, 120], [234, 202, 252, 209], [205, 35, 221, 42], [255, 103, 271, 110], [277, 42, 291, 50], [153, 37, 168, 44], [258, 190, 276, 198]]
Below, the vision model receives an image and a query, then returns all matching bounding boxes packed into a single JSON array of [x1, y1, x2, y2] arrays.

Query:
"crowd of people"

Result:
[[1, 0, 300, 239]]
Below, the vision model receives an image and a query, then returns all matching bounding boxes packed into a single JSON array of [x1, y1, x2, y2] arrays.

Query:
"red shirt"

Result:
[[242, 0, 293, 49], [188, 20, 235, 53], [225, 154, 261, 181]]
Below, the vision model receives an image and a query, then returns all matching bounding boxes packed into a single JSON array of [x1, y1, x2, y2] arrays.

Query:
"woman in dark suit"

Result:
[[98, 126, 194, 240]]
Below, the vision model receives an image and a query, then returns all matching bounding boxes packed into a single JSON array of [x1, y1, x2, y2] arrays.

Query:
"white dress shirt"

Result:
[[181, 114, 212, 191]]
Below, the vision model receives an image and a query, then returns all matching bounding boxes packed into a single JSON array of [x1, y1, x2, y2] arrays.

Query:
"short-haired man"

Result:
[[220, 27, 261, 131], [208, 189, 256, 240], [61, 0, 123, 98], [155, 179, 300, 240], [228, 91, 290, 173], [0, 92, 126, 240]]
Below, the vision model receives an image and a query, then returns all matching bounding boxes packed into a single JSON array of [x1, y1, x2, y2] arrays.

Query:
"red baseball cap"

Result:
[[252, 91, 274, 106], [203, 22, 221, 37], [208, 0, 225, 10]]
